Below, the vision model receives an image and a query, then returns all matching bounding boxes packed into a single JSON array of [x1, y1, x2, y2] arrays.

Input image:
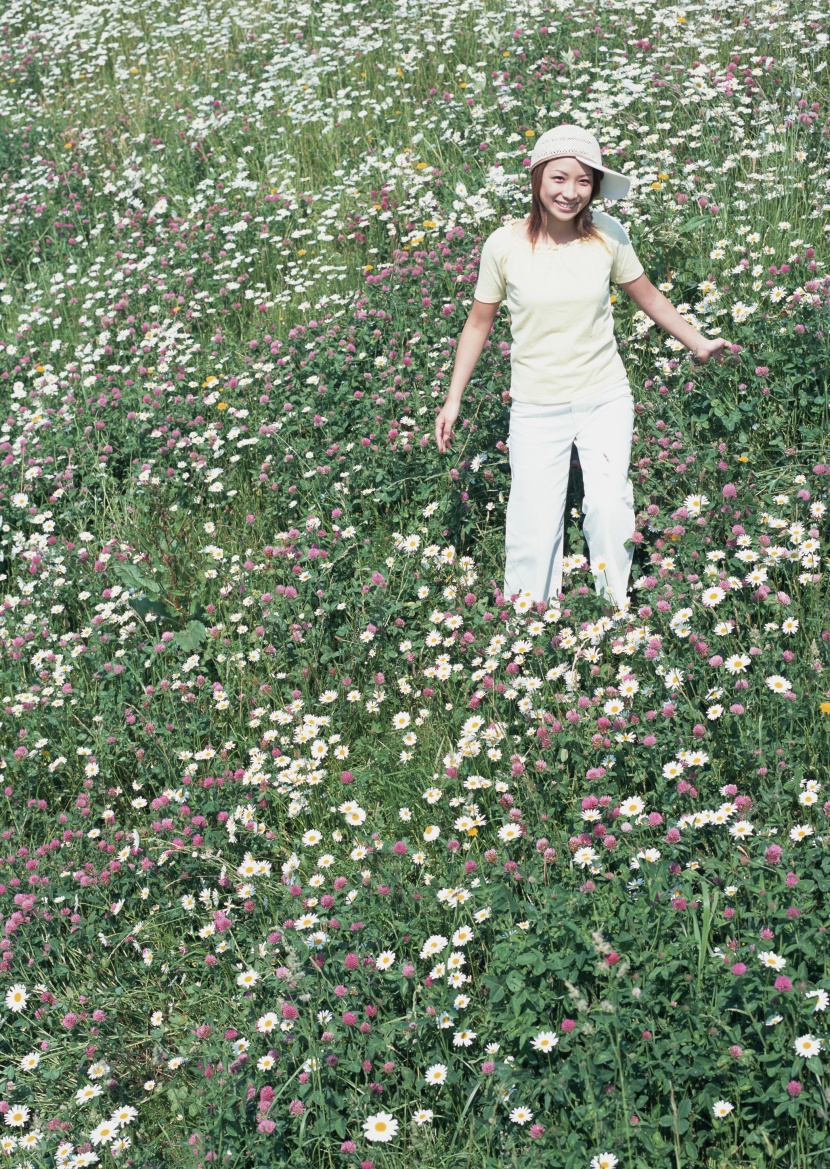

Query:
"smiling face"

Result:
[[536, 155, 597, 228]]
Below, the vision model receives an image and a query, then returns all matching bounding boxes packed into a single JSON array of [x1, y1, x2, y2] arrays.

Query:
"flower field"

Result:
[[2, 0, 830, 1165]]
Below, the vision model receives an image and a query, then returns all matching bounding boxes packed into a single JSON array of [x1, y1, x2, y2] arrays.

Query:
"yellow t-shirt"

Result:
[[472, 210, 645, 405]]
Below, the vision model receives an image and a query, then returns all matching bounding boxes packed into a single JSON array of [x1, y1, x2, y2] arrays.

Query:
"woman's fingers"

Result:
[[435, 415, 453, 452]]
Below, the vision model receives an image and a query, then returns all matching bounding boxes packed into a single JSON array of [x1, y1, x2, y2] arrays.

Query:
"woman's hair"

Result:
[[525, 160, 612, 255]]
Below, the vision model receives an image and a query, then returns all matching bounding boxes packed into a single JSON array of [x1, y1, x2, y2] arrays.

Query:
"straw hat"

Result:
[[529, 124, 632, 200]]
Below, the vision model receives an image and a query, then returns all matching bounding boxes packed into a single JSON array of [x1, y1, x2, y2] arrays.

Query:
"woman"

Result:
[[435, 123, 729, 612]]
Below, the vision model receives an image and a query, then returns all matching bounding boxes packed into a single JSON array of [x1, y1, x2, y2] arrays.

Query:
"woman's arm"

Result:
[[435, 299, 500, 453]]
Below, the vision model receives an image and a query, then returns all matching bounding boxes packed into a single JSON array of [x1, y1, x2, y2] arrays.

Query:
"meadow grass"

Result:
[[2, 0, 830, 1166]]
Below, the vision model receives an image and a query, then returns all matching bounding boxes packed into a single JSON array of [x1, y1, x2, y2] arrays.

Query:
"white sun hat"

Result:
[[529, 124, 632, 200]]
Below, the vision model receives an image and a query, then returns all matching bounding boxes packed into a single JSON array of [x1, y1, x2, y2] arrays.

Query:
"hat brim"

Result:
[[531, 152, 632, 200]]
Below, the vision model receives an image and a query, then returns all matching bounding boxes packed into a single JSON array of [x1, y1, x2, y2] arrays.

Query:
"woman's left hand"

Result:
[[691, 337, 731, 365]]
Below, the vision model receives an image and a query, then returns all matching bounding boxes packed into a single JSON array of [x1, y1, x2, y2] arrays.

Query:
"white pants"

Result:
[[503, 379, 635, 608]]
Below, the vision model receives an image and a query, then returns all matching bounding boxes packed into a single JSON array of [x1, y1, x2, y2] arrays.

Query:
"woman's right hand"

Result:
[[435, 399, 460, 454]]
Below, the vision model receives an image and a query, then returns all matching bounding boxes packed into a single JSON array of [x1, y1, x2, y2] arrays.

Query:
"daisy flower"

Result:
[[794, 1034, 823, 1058], [420, 935, 448, 960], [701, 586, 725, 607], [590, 1156, 619, 1169], [2, 1104, 30, 1128], [619, 795, 645, 817], [89, 1119, 120, 1146], [362, 1111, 399, 1142], [759, 951, 786, 971], [766, 675, 792, 694], [530, 1031, 559, 1053], [295, 913, 320, 930], [712, 1100, 734, 1117], [509, 1105, 533, 1125], [75, 1084, 103, 1105], [424, 1063, 448, 1085], [413, 1109, 433, 1125], [670, 606, 693, 626], [109, 1106, 138, 1126], [573, 846, 598, 868], [5, 985, 27, 1013], [375, 950, 396, 970]]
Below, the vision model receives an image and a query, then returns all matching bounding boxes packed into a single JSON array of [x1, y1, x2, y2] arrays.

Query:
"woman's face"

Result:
[[537, 156, 594, 226]]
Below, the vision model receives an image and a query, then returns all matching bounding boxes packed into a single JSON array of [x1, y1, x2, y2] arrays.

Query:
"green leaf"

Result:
[[112, 562, 163, 596], [506, 969, 524, 994], [129, 595, 177, 624], [676, 215, 710, 234], [174, 620, 208, 652]]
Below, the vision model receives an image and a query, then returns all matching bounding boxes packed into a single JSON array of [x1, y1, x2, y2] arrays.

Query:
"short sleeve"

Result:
[[473, 228, 506, 303], [607, 216, 645, 286]]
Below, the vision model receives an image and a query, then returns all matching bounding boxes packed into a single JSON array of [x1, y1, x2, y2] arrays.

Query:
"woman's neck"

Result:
[[526, 216, 580, 245]]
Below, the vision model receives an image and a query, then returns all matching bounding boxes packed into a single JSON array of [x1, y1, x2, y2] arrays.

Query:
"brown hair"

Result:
[[525, 159, 612, 256]]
